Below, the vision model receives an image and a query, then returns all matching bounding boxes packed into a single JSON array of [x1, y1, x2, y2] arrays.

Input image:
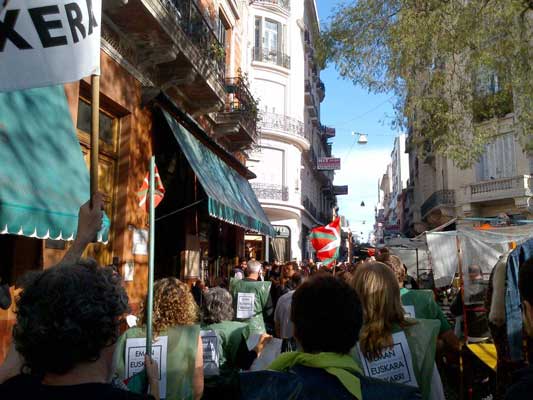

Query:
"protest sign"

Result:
[[358, 331, 418, 387], [236, 292, 255, 319], [0, 0, 101, 91], [200, 330, 220, 376], [403, 305, 416, 319], [125, 336, 168, 398]]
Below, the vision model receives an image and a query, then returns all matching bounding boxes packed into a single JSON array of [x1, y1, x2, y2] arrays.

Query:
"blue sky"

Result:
[[316, 0, 399, 242]]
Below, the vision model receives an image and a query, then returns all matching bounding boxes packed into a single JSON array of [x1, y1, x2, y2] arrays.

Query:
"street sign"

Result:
[[317, 157, 341, 170]]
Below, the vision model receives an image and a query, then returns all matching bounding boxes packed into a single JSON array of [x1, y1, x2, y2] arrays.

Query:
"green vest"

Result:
[[229, 278, 271, 335], [114, 325, 200, 400], [353, 319, 439, 400], [202, 320, 247, 371], [400, 288, 451, 334]]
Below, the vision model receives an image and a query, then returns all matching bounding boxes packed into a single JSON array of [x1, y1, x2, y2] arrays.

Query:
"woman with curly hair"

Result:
[[351, 261, 443, 400], [114, 277, 203, 400]]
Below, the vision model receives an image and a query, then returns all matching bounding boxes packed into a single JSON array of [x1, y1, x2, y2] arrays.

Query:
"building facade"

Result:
[[404, 68, 532, 235], [0, 0, 269, 360], [244, 0, 337, 262]]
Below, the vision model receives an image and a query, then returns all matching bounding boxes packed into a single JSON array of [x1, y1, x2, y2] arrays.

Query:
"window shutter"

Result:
[[255, 17, 261, 49]]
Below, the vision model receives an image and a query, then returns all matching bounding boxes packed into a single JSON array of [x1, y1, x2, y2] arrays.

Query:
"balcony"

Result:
[[421, 190, 455, 219], [251, 182, 289, 201], [465, 175, 533, 204], [303, 196, 324, 222], [103, 0, 226, 113], [320, 124, 336, 138], [258, 112, 309, 148], [214, 77, 259, 151], [249, 0, 290, 12], [252, 47, 291, 69], [317, 80, 325, 102]]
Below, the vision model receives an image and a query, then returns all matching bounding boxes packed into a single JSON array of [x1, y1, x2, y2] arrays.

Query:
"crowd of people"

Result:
[[1, 198, 533, 399]]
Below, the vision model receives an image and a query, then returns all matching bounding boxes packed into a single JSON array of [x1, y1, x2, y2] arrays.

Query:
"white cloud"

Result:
[[334, 148, 390, 242]]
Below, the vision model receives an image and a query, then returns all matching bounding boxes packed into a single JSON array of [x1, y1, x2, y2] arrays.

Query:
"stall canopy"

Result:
[[161, 109, 276, 237], [0, 85, 92, 240], [426, 224, 533, 288]]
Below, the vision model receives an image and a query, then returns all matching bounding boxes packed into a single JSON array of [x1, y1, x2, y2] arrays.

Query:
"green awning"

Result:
[[161, 109, 276, 237], [0, 86, 92, 240]]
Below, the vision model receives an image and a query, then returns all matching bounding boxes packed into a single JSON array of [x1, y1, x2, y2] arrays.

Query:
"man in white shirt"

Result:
[[274, 273, 304, 352]]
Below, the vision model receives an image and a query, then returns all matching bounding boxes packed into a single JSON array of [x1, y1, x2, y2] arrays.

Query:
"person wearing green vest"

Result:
[[238, 274, 421, 399], [352, 262, 443, 400], [200, 287, 272, 399], [380, 253, 460, 352], [229, 260, 273, 335], [114, 277, 204, 400]]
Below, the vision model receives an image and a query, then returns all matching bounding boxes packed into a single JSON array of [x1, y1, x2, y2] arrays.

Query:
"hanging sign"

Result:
[[125, 336, 168, 398], [0, 0, 102, 91], [200, 330, 220, 376], [236, 292, 255, 319], [357, 331, 418, 387], [317, 157, 341, 170], [333, 185, 348, 195]]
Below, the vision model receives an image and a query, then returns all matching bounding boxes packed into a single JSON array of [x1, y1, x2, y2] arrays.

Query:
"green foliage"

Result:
[[323, 0, 533, 168]]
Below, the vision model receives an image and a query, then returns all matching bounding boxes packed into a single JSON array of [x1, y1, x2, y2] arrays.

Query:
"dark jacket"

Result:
[[505, 366, 533, 400], [239, 365, 421, 400]]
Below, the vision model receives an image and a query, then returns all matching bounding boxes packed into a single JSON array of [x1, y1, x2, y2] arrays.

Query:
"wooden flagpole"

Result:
[[90, 75, 100, 203], [146, 156, 156, 359]]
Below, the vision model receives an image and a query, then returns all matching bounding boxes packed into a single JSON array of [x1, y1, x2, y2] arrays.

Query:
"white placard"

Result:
[[125, 336, 168, 398], [357, 331, 418, 387], [403, 305, 416, 319], [0, 1, 102, 92], [236, 292, 255, 319], [124, 261, 134, 282], [132, 229, 148, 256], [249, 337, 282, 371], [200, 330, 220, 376]]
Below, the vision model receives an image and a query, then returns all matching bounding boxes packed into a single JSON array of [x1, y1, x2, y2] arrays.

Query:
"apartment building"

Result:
[[405, 78, 532, 234], [244, 0, 337, 262]]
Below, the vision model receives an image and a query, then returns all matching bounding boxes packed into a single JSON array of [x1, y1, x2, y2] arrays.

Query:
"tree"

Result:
[[321, 0, 533, 168]]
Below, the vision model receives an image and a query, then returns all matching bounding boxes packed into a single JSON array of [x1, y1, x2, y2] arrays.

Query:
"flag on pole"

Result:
[[309, 217, 341, 268], [137, 166, 165, 211], [0, 0, 102, 92]]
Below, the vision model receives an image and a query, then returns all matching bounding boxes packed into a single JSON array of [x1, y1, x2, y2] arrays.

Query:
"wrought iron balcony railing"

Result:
[[249, 0, 290, 12], [259, 112, 306, 140], [222, 76, 258, 140], [421, 190, 455, 218], [251, 182, 289, 201], [168, 0, 225, 81], [252, 47, 291, 69]]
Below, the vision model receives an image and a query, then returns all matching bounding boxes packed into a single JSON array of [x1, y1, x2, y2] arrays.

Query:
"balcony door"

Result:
[[264, 20, 280, 59]]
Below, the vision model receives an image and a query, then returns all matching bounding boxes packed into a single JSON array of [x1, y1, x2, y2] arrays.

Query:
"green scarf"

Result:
[[268, 352, 363, 399]]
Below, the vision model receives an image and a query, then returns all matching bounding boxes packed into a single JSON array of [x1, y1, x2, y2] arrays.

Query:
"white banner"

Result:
[[0, 0, 101, 92]]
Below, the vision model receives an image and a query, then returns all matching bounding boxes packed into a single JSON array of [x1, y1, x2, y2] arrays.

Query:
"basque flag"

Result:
[[309, 217, 341, 268], [137, 166, 165, 211]]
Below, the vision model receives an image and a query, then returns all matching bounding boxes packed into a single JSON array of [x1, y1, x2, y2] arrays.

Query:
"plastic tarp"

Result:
[[426, 225, 533, 289], [385, 239, 432, 281]]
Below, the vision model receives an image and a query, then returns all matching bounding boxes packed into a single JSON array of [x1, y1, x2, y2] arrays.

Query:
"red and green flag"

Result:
[[137, 165, 165, 211], [309, 217, 341, 268]]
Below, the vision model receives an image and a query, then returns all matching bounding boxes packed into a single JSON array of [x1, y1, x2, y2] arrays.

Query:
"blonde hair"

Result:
[[376, 252, 405, 284], [139, 277, 199, 336], [351, 261, 414, 360]]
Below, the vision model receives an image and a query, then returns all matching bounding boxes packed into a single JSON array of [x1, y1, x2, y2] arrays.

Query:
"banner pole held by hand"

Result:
[[90, 74, 100, 206], [146, 156, 156, 359]]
